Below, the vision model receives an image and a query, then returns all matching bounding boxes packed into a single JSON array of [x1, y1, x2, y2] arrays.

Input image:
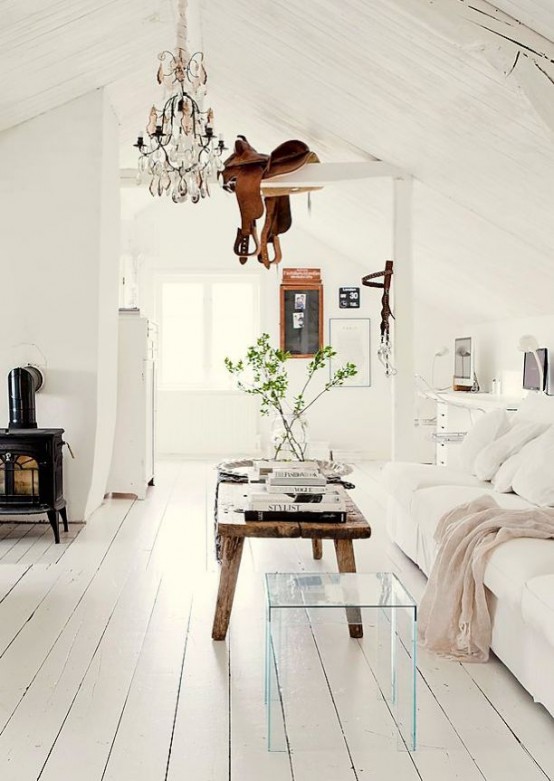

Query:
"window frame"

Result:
[[154, 271, 261, 391]]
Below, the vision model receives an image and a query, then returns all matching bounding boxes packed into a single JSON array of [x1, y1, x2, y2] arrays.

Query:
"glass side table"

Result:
[[265, 572, 417, 753]]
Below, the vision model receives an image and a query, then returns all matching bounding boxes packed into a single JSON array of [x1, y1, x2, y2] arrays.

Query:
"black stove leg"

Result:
[[47, 509, 60, 544], [59, 506, 69, 532]]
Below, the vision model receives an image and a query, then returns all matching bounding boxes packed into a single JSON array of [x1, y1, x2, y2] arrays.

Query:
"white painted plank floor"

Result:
[[0, 460, 553, 780]]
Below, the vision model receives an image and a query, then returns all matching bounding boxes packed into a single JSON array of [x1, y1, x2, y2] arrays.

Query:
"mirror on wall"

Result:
[[453, 336, 474, 391]]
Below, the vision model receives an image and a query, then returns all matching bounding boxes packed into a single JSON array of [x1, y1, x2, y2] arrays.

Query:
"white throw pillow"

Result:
[[493, 428, 551, 493], [473, 421, 546, 481], [457, 409, 510, 473], [512, 426, 554, 506]]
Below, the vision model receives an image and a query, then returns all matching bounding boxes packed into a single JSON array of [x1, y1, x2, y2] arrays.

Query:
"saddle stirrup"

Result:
[[233, 225, 261, 263], [258, 236, 282, 268]]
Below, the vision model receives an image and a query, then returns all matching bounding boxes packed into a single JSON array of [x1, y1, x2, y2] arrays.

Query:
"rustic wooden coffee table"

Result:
[[211, 481, 371, 640]]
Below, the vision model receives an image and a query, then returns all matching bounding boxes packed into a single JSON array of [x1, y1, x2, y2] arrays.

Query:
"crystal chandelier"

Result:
[[134, 0, 225, 203]]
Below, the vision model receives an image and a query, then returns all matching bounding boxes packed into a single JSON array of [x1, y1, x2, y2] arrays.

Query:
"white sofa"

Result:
[[382, 394, 554, 717]]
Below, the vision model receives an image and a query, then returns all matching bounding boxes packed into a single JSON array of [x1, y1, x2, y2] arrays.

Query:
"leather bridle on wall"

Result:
[[362, 260, 396, 376]]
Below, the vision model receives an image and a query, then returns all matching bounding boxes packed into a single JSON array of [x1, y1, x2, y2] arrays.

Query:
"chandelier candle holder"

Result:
[[135, 0, 225, 203]]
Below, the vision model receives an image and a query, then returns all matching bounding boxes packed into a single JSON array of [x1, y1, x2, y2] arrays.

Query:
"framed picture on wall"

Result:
[[329, 318, 371, 387]]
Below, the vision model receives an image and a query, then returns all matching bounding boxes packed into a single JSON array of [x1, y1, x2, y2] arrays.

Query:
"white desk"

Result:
[[436, 391, 523, 409], [434, 392, 522, 466]]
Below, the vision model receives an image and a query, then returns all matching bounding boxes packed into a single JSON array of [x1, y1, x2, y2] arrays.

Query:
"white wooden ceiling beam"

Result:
[[458, 0, 554, 62], [260, 161, 406, 188], [120, 168, 143, 188], [420, 0, 554, 140], [427, 0, 554, 63], [508, 53, 554, 139], [461, 1, 554, 141], [121, 160, 408, 188]]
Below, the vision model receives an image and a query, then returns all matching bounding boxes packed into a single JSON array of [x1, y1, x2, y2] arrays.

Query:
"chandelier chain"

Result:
[[176, 0, 189, 57]]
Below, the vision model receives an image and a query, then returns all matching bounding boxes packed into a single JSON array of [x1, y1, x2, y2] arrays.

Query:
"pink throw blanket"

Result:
[[418, 495, 554, 662]]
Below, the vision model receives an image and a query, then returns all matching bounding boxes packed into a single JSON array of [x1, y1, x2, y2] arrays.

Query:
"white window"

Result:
[[156, 273, 260, 389]]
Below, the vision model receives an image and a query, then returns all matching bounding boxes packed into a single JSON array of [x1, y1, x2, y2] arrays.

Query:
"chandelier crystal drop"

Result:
[[134, 0, 225, 203]]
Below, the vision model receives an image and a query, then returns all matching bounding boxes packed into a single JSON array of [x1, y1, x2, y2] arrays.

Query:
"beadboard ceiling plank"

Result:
[[199, 0, 554, 259], [1, 0, 554, 323], [0, 0, 173, 131]]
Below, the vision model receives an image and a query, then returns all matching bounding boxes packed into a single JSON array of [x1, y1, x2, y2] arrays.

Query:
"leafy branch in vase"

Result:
[[224, 333, 357, 461]]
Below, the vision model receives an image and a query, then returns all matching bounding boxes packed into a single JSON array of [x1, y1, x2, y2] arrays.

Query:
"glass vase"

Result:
[[270, 413, 308, 462]]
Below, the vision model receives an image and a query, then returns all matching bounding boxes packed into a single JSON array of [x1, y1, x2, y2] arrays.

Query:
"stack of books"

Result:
[[249, 460, 320, 482], [244, 467, 346, 523]]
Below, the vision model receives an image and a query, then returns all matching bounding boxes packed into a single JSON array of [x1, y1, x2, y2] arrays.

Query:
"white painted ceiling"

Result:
[[3, 0, 554, 323]]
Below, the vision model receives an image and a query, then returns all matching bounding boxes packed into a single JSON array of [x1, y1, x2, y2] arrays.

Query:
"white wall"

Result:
[[465, 314, 554, 396], [126, 177, 485, 463], [129, 183, 396, 459], [86, 92, 121, 517], [408, 309, 554, 464], [0, 90, 120, 520]]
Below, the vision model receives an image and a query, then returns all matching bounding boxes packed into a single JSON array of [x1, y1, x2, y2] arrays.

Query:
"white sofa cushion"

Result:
[[473, 421, 545, 481], [493, 426, 552, 493], [511, 425, 554, 506], [521, 575, 554, 648], [412, 485, 554, 603], [457, 408, 510, 473], [385, 498, 419, 564], [380, 462, 485, 513], [485, 539, 554, 606], [492, 451, 525, 493], [411, 485, 532, 576]]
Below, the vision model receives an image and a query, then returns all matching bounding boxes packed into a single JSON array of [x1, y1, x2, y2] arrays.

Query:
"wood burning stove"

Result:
[[0, 367, 68, 543]]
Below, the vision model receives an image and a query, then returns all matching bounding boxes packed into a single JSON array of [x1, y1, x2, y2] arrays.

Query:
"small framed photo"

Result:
[[292, 312, 304, 329], [294, 293, 306, 310]]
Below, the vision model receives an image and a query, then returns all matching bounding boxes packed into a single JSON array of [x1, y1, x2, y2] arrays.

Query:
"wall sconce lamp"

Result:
[[432, 346, 449, 389]]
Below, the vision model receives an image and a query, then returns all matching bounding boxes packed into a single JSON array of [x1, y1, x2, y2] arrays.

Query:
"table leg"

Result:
[[311, 538, 322, 560], [334, 539, 363, 638], [212, 537, 245, 641]]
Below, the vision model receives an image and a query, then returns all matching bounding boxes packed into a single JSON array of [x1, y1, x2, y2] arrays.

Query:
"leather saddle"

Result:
[[221, 136, 319, 268]]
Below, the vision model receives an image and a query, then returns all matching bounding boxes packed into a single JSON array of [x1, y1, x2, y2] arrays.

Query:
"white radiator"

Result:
[[156, 390, 260, 456]]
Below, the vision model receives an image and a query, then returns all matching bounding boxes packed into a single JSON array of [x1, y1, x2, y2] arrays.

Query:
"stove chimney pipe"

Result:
[[8, 366, 44, 429]]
